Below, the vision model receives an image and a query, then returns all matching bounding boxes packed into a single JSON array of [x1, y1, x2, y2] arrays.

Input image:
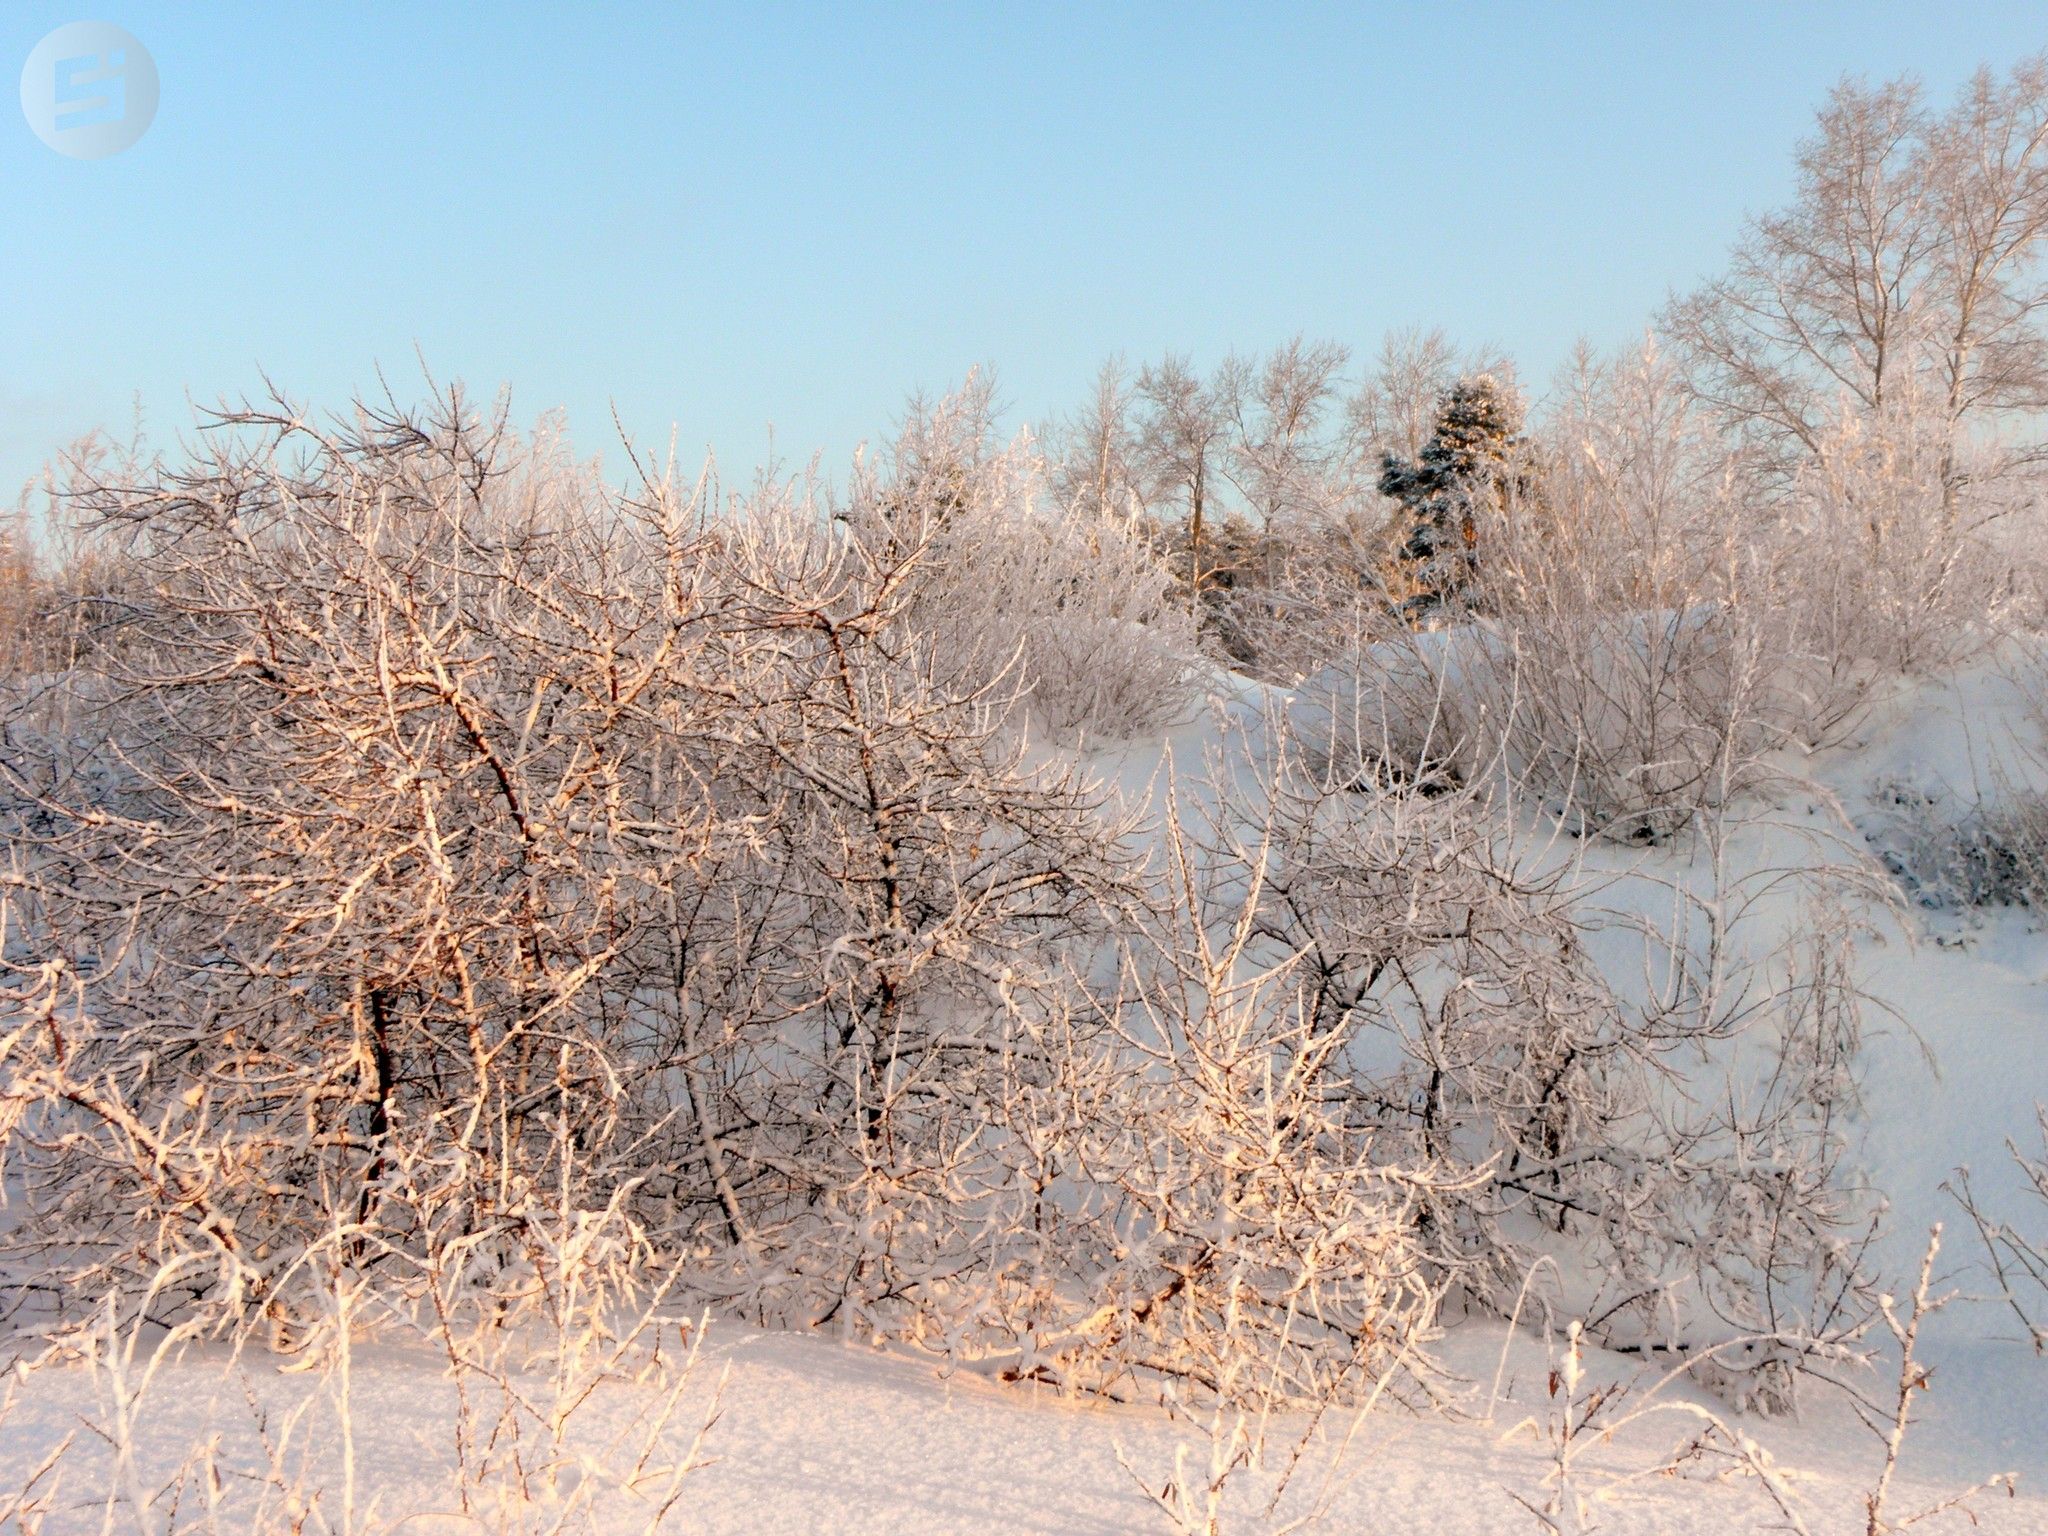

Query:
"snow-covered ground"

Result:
[[4, 657, 2046, 1534], [0, 1318, 2036, 1534]]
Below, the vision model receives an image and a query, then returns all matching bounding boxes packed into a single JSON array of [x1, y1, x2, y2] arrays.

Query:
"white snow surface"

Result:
[[4, 653, 2047, 1533], [0, 1318, 2037, 1533]]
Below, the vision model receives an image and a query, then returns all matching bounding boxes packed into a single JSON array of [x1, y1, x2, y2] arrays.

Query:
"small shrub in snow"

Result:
[[1952, 1108, 2048, 1354], [1861, 778, 2048, 912]]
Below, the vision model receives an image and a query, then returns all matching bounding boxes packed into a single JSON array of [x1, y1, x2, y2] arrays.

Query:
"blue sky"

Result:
[[6, 3, 2047, 503]]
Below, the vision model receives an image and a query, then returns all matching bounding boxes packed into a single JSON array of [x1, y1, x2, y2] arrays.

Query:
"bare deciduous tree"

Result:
[[1665, 58, 2048, 504]]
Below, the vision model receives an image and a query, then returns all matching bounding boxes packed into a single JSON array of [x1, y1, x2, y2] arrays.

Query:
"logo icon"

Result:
[[21, 21, 158, 159]]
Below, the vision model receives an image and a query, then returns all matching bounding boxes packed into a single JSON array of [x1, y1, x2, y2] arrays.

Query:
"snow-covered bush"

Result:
[[1242, 730, 1873, 1408], [1864, 648, 2048, 913], [1862, 779, 2048, 912], [1766, 413, 2016, 748], [0, 382, 1886, 1425], [1290, 346, 1793, 845], [1954, 1107, 2048, 1354], [1398, 605, 1782, 844], [852, 377, 1201, 742], [1296, 597, 1786, 847], [961, 791, 1461, 1410], [0, 515, 41, 678], [0, 387, 1145, 1353], [1, 391, 740, 1334], [669, 488, 1148, 1333]]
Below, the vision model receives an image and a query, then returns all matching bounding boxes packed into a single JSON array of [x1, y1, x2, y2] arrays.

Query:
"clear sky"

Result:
[[6, 2, 2047, 503]]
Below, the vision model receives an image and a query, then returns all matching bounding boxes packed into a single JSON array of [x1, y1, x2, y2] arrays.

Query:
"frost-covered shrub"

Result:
[[1238, 736, 1871, 1408], [1294, 603, 1782, 845], [900, 724, 1873, 1412], [0, 383, 1878, 1420], [667, 493, 1147, 1332], [1766, 415, 2013, 747], [1, 395, 733, 1333], [851, 378, 1201, 742], [956, 802, 1460, 1409], [1865, 779, 2048, 912], [0, 390, 1138, 1344], [1953, 1107, 2048, 1354], [1310, 345, 1799, 845], [1468, 606, 1779, 843], [1205, 516, 1411, 687], [0, 518, 41, 678]]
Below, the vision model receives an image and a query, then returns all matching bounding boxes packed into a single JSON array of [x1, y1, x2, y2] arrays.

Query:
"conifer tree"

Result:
[[1378, 373, 1524, 623]]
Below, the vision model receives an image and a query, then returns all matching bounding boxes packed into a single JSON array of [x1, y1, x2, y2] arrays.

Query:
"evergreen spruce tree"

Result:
[[1378, 373, 1524, 623]]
